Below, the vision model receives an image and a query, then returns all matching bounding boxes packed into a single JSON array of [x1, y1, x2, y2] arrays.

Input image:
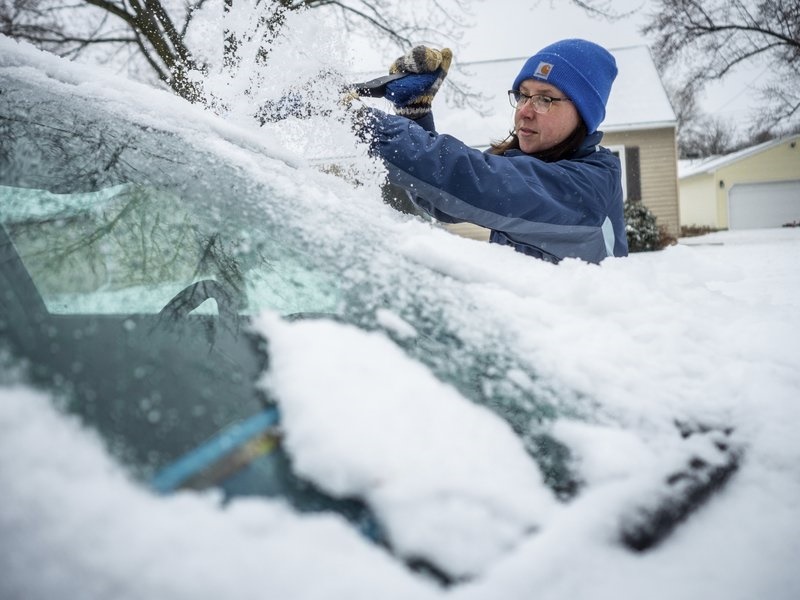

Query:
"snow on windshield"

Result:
[[256, 312, 560, 577]]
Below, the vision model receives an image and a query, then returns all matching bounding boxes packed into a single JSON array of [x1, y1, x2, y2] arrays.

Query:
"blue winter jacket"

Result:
[[371, 110, 629, 264]]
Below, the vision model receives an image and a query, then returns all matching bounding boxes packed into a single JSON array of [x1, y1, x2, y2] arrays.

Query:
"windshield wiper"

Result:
[[150, 406, 281, 494]]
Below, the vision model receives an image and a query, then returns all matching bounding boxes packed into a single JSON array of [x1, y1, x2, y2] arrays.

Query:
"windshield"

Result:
[[0, 82, 339, 318], [0, 69, 584, 498]]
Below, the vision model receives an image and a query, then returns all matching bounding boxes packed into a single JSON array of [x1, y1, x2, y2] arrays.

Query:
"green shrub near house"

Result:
[[625, 201, 676, 252]]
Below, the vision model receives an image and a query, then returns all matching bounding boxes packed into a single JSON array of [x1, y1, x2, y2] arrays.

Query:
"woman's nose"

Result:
[[516, 102, 536, 119]]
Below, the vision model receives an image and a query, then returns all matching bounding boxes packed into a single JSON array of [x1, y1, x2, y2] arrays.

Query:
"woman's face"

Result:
[[514, 79, 581, 155]]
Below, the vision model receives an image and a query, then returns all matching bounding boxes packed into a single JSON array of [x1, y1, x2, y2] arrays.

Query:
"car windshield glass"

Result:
[[0, 70, 586, 498], [0, 86, 339, 318], [0, 77, 348, 481]]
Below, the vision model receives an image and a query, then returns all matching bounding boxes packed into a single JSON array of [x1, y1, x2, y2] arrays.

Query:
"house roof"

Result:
[[432, 44, 676, 149], [679, 133, 800, 179]]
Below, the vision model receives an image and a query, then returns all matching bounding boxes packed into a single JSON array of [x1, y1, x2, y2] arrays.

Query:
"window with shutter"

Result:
[[625, 146, 642, 202], [607, 146, 642, 202]]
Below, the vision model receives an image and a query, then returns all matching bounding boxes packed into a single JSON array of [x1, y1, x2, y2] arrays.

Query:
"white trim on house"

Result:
[[603, 122, 676, 134], [606, 144, 628, 200]]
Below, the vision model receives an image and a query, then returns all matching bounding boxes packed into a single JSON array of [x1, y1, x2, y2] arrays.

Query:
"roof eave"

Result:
[[602, 121, 677, 133]]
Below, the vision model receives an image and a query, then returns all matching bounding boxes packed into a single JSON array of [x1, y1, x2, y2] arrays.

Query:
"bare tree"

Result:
[[644, 0, 800, 138], [662, 79, 737, 157], [682, 115, 737, 157], [2, 0, 626, 107], [0, 0, 483, 103]]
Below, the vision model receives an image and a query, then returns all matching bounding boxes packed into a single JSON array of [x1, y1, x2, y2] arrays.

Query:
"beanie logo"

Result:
[[534, 61, 553, 79]]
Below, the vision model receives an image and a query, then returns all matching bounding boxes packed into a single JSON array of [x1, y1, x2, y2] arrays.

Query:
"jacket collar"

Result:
[[576, 130, 604, 156]]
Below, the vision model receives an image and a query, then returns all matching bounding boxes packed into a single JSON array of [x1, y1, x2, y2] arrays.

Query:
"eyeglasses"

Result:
[[508, 90, 570, 113]]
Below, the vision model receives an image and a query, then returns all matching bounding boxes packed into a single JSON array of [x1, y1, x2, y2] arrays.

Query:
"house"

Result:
[[679, 134, 800, 230], [432, 44, 680, 241]]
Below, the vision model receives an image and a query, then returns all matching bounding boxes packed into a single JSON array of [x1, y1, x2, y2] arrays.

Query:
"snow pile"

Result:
[[257, 314, 559, 577], [0, 385, 439, 600]]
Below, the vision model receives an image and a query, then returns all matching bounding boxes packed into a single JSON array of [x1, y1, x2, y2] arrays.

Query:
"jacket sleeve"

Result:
[[372, 110, 621, 232]]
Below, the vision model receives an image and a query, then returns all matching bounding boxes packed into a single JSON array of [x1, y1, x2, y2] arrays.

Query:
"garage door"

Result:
[[728, 180, 800, 229]]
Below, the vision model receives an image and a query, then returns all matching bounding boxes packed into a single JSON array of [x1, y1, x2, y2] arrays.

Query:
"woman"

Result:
[[362, 39, 628, 264]]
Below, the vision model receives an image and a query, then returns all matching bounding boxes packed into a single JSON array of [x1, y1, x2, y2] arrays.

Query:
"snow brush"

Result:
[[256, 71, 438, 124]]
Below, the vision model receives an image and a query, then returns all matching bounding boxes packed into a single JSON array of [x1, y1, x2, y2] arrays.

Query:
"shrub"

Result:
[[680, 224, 720, 237], [658, 226, 678, 249], [625, 201, 675, 252]]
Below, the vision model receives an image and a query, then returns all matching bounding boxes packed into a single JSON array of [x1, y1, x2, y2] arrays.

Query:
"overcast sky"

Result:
[[348, 0, 760, 126]]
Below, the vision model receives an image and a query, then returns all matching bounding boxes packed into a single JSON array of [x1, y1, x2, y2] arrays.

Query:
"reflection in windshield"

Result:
[[2, 184, 204, 310], [0, 94, 339, 317]]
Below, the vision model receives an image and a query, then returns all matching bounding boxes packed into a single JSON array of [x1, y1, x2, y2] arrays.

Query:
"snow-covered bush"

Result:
[[625, 201, 673, 252]]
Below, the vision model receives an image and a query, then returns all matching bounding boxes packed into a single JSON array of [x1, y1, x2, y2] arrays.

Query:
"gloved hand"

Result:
[[384, 46, 452, 120]]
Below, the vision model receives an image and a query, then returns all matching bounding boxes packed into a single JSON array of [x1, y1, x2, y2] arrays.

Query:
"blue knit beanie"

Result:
[[511, 39, 617, 134]]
